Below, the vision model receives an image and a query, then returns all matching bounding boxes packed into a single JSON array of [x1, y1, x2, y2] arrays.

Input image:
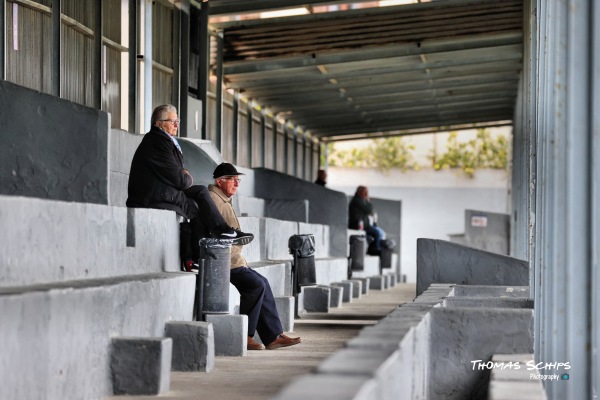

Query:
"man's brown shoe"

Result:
[[247, 336, 265, 350], [265, 334, 301, 350]]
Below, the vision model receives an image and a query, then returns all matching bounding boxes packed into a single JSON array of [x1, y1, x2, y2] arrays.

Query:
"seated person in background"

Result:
[[314, 169, 327, 186], [348, 185, 386, 256], [126, 105, 254, 265], [209, 162, 302, 350]]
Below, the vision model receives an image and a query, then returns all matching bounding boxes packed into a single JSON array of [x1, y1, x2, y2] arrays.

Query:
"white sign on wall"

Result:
[[471, 215, 488, 227]]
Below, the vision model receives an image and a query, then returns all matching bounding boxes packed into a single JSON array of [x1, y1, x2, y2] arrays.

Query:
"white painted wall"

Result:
[[328, 167, 509, 283]]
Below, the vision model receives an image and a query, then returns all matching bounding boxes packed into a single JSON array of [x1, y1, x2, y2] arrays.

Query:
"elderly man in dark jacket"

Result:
[[127, 104, 253, 262]]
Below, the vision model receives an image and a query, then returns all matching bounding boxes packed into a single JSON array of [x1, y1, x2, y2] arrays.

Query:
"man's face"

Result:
[[156, 111, 179, 136], [217, 175, 241, 197]]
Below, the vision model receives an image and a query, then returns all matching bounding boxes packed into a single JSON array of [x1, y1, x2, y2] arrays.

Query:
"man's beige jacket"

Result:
[[208, 184, 247, 269]]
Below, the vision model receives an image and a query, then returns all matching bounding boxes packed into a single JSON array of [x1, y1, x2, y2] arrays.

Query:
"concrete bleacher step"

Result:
[[488, 354, 548, 400], [1, 196, 182, 286], [0, 272, 195, 400], [276, 283, 536, 400]]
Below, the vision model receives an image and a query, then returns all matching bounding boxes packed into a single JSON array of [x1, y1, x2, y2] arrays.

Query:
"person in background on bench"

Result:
[[314, 169, 327, 186], [126, 105, 254, 259], [209, 162, 302, 350], [348, 185, 386, 256]]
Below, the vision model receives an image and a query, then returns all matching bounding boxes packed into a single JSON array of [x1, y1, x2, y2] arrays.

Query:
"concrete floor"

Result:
[[107, 283, 416, 400]]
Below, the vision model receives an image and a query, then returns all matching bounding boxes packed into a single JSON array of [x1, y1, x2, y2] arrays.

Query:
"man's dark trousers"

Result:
[[230, 266, 282, 345]]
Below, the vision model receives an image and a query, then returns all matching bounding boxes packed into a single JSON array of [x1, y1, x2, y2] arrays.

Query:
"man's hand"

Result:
[[183, 169, 194, 185]]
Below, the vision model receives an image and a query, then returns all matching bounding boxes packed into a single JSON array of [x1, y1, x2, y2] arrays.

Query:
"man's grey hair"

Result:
[[151, 104, 177, 126]]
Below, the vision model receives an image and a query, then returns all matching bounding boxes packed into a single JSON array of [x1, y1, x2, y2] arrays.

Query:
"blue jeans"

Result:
[[366, 225, 385, 253]]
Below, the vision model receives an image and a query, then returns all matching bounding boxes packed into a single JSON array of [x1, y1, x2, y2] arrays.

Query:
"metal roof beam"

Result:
[[222, 32, 522, 74]]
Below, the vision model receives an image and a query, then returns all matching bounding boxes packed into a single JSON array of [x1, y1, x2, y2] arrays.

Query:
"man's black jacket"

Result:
[[126, 125, 193, 218]]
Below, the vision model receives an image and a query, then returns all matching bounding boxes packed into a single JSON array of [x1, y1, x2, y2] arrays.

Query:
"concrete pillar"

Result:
[[110, 337, 172, 395]]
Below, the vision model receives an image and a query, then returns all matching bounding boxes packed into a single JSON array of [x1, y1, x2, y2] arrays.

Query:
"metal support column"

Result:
[[283, 125, 289, 174], [128, 0, 138, 133], [301, 132, 307, 180], [293, 128, 299, 178], [532, 1, 593, 399], [93, 0, 102, 109], [272, 120, 277, 170], [1, 0, 6, 80], [260, 111, 266, 167], [178, 2, 189, 137], [215, 31, 224, 151], [143, 0, 152, 132], [232, 92, 239, 164], [591, 0, 600, 393], [247, 102, 253, 167], [51, 0, 61, 97], [197, 1, 209, 140]]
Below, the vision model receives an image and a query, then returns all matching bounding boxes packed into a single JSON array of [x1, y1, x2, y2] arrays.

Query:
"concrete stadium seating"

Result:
[[1, 83, 402, 398]]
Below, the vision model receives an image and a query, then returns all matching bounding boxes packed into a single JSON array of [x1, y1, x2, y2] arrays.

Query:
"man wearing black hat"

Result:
[[209, 162, 302, 350], [127, 105, 254, 265]]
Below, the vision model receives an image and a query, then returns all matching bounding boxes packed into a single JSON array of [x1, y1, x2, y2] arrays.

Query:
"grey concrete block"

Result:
[[488, 381, 547, 400], [238, 217, 263, 263], [315, 257, 349, 285], [427, 308, 534, 400], [344, 280, 362, 298], [275, 296, 295, 332], [249, 261, 291, 297], [265, 218, 298, 260], [442, 297, 534, 309], [451, 285, 530, 298], [237, 195, 266, 218], [416, 238, 529, 296], [382, 274, 390, 289], [346, 337, 403, 351], [317, 348, 398, 376], [164, 321, 215, 372], [350, 256, 380, 278], [326, 285, 343, 307], [271, 374, 378, 400], [331, 281, 353, 302], [205, 314, 248, 356], [0, 197, 181, 287], [110, 337, 172, 395], [387, 273, 397, 287], [0, 273, 194, 400], [369, 276, 385, 290], [303, 286, 331, 312], [354, 278, 370, 295]]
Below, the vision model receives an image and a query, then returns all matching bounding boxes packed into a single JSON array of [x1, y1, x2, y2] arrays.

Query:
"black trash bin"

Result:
[[288, 234, 317, 292], [196, 238, 232, 321], [379, 239, 396, 274], [349, 235, 366, 275]]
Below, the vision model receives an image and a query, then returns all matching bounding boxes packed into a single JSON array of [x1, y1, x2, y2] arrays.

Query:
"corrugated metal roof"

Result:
[[209, 0, 522, 141]]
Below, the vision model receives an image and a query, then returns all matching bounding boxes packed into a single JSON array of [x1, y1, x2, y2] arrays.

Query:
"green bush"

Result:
[[327, 128, 509, 177], [328, 137, 418, 172], [431, 129, 509, 177]]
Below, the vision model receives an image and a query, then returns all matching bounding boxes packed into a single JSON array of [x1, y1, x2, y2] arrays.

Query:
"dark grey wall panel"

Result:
[[416, 238, 528, 296], [464, 209, 510, 255], [178, 139, 219, 186], [252, 168, 348, 257], [0, 81, 109, 204]]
